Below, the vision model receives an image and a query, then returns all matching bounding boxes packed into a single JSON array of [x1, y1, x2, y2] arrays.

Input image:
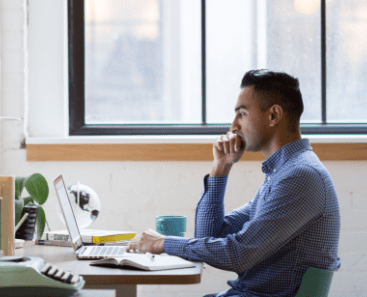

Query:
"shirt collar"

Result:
[[261, 138, 312, 174]]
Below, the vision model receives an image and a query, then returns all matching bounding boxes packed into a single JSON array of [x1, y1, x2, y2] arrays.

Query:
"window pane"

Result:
[[327, 0, 367, 123], [267, 0, 321, 123], [206, 0, 321, 124], [206, 0, 256, 124], [85, 0, 201, 124]]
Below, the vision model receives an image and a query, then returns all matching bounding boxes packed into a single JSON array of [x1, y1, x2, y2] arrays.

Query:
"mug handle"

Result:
[[157, 219, 168, 231]]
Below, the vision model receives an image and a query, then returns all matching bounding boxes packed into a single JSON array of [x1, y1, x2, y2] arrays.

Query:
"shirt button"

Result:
[[268, 176, 271, 181], [273, 169, 277, 172]]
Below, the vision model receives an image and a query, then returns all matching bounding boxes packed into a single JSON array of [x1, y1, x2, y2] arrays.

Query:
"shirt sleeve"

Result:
[[194, 174, 253, 238], [164, 166, 325, 273]]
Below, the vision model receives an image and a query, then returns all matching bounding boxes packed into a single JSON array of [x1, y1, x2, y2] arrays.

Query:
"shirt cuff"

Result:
[[164, 236, 191, 257], [202, 174, 228, 202]]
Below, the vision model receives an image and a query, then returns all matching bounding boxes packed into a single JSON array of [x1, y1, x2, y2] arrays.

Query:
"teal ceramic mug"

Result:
[[156, 216, 186, 237]]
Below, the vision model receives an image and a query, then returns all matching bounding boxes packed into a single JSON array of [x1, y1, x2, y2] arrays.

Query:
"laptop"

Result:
[[54, 174, 130, 260]]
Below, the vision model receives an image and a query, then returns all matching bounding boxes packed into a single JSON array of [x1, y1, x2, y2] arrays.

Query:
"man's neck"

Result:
[[262, 131, 302, 159]]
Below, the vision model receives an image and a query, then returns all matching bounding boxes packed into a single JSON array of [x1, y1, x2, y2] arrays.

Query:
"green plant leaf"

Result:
[[23, 196, 34, 206], [35, 206, 46, 240], [25, 174, 49, 205], [15, 177, 28, 199], [15, 199, 24, 225], [15, 181, 21, 200]]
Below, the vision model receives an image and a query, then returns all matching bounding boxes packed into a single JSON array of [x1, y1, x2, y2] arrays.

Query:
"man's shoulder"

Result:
[[281, 150, 329, 181]]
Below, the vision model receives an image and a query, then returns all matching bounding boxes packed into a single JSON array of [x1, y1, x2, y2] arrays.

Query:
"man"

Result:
[[127, 69, 341, 296]]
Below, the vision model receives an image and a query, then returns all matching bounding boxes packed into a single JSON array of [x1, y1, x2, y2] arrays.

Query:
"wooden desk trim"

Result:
[[83, 269, 202, 286], [17, 242, 202, 285], [26, 143, 367, 161]]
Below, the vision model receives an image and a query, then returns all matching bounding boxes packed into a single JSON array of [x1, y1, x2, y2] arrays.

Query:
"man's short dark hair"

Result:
[[240, 69, 304, 124]]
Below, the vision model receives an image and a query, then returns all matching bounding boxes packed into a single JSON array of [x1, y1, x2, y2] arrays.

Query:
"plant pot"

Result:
[[15, 205, 38, 241]]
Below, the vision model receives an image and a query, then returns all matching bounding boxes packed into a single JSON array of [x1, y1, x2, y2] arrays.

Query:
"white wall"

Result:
[[1, 1, 367, 296]]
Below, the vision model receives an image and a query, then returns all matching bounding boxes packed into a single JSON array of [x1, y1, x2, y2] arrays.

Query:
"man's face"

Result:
[[230, 86, 272, 152]]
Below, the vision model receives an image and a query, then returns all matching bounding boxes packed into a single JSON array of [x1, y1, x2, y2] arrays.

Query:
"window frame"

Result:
[[69, 0, 367, 136]]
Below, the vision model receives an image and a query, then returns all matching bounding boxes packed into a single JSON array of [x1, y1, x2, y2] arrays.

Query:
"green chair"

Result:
[[295, 267, 335, 297]]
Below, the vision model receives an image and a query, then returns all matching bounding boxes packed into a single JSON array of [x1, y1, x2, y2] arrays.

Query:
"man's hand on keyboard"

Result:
[[126, 229, 166, 254]]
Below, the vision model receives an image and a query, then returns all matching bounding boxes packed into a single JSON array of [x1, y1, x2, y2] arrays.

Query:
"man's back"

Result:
[[164, 139, 341, 297], [227, 139, 341, 296]]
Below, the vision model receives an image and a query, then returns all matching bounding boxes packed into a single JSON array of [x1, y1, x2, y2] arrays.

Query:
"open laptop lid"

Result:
[[53, 174, 83, 251]]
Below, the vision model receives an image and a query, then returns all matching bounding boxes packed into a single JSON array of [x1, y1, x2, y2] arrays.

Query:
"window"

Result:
[[69, 0, 367, 136]]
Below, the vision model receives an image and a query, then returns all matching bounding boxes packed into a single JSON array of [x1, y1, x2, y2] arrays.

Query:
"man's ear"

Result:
[[268, 104, 283, 127]]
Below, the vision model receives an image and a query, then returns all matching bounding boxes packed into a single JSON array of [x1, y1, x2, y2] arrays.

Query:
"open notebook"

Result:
[[90, 253, 195, 271]]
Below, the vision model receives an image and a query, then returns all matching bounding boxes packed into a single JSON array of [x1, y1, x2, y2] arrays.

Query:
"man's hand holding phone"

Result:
[[210, 132, 245, 177]]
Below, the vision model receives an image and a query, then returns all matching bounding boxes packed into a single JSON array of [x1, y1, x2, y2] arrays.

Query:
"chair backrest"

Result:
[[295, 267, 334, 297]]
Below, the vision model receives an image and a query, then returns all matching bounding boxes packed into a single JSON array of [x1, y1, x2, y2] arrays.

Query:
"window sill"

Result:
[[26, 135, 367, 161]]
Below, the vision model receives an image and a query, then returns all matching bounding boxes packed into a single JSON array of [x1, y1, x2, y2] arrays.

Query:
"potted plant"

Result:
[[15, 173, 49, 240]]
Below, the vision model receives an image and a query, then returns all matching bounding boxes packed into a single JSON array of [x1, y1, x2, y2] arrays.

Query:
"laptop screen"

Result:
[[54, 175, 83, 250]]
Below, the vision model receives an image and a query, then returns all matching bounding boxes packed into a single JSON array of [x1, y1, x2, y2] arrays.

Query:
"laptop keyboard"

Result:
[[83, 246, 126, 257]]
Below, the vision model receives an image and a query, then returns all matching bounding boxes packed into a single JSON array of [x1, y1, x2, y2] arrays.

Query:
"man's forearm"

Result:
[[195, 174, 228, 238], [210, 162, 233, 177]]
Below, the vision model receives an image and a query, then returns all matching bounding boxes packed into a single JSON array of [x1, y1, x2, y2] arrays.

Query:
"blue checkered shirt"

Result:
[[164, 139, 341, 297]]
